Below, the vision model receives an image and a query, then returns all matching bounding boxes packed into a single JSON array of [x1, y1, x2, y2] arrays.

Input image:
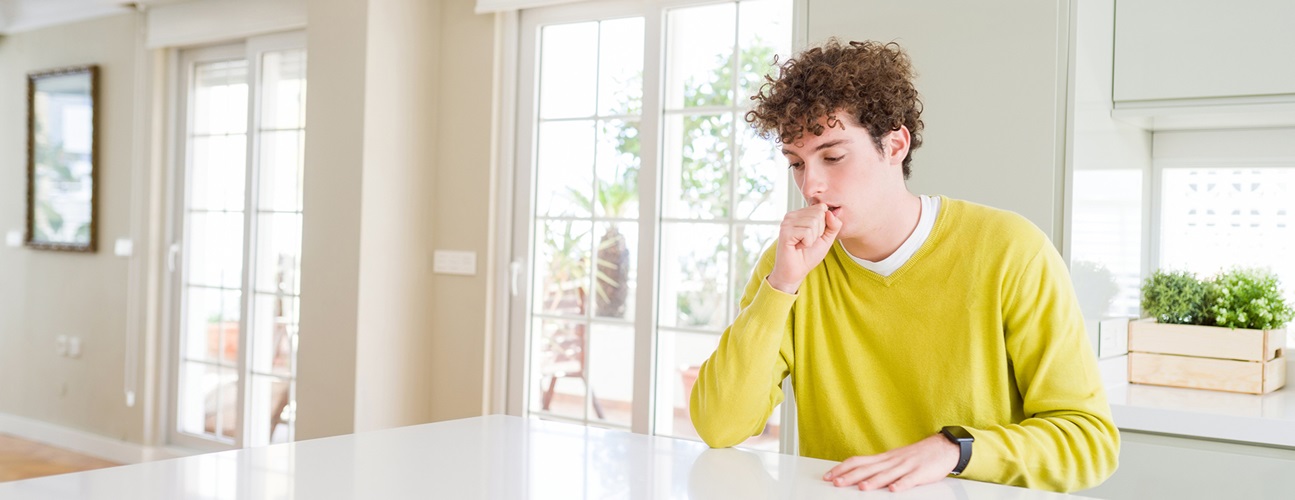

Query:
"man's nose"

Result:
[[800, 163, 825, 200]]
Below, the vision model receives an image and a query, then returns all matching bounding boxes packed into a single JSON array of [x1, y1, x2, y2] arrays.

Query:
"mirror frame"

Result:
[[26, 64, 99, 252]]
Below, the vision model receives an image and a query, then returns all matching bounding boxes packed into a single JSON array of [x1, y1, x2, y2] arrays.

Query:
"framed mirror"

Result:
[[27, 65, 99, 252]]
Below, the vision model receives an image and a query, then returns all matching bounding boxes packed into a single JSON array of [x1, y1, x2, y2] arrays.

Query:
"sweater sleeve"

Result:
[[959, 243, 1121, 492], [690, 248, 798, 448]]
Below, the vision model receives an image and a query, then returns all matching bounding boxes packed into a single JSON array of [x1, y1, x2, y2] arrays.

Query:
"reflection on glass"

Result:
[[540, 22, 598, 119], [662, 114, 733, 220], [254, 213, 302, 295], [536, 121, 596, 217], [665, 3, 736, 108], [659, 223, 730, 329], [594, 222, 637, 321], [532, 318, 589, 421]]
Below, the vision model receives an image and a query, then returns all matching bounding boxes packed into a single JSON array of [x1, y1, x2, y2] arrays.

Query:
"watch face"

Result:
[[942, 426, 973, 442]]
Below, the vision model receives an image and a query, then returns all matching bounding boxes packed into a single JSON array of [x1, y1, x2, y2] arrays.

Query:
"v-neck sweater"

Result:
[[689, 196, 1119, 492]]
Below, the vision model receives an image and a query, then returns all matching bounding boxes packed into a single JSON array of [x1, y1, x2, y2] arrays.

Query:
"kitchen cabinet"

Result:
[[1114, 0, 1295, 103]]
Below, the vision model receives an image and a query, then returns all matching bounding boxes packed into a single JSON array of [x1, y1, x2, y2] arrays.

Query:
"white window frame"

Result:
[[499, 0, 806, 453], [164, 31, 306, 451]]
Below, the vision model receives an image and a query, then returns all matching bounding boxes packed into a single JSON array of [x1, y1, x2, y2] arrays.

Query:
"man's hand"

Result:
[[822, 433, 960, 492], [767, 203, 841, 294]]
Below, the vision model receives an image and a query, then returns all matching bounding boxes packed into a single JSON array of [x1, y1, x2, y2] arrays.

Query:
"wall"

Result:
[[0, 13, 149, 444], [806, 0, 1070, 242], [298, 0, 497, 438]]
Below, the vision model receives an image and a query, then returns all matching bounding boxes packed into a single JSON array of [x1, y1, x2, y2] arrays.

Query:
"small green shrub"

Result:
[[1204, 267, 1294, 330], [1141, 269, 1208, 325]]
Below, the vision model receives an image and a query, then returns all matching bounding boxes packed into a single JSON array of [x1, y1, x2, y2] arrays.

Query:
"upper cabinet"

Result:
[[1114, 0, 1295, 103]]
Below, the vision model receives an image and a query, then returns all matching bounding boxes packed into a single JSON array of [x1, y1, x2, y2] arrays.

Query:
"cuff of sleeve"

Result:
[[956, 427, 997, 482], [756, 276, 800, 304]]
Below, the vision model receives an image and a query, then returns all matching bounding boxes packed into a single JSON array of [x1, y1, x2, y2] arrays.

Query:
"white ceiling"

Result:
[[0, 0, 189, 34]]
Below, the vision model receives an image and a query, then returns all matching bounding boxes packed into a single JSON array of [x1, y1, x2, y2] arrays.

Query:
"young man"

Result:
[[689, 39, 1119, 493]]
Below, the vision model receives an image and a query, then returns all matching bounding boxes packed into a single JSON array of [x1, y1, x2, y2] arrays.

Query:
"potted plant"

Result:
[[1129, 268, 1291, 394]]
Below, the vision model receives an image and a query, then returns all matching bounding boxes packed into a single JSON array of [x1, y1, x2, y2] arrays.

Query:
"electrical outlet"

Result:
[[433, 250, 477, 276], [67, 337, 82, 358], [55, 335, 69, 356]]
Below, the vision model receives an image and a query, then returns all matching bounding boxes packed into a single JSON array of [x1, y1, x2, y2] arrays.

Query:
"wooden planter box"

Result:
[[1127, 318, 1287, 395]]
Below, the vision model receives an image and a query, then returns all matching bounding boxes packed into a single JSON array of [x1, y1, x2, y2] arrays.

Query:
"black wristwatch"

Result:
[[939, 426, 974, 476]]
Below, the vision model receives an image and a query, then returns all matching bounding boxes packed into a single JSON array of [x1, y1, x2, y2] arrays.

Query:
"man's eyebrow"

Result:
[[782, 139, 852, 156]]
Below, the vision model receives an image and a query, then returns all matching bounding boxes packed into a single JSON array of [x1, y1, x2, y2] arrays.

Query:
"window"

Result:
[[513, 0, 794, 451], [169, 33, 306, 450]]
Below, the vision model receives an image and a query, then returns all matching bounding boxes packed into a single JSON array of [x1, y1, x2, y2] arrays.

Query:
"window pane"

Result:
[[186, 212, 244, 290], [192, 60, 248, 135], [540, 22, 598, 119], [189, 135, 247, 212], [662, 114, 733, 220], [184, 287, 241, 364], [531, 318, 589, 420], [595, 119, 640, 219], [254, 213, 302, 295], [653, 329, 782, 450], [1160, 168, 1295, 305], [659, 223, 730, 330], [736, 125, 788, 222], [598, 18, 644, 116], [257, 130, 304, 212], [248, 375, 293, 445], [732, 224, 778, 319], [1071, 170, 1142, 320], [665, 3, 736, 109], [587, 323, 635, 427], [251, 293, 296, 377], [534, 219, 593, 316], [593, 221, 637, 321], [179, 363, 239, 440], [536, 120, 596, 217], [737, 0, 794, 103], [260, 49, 307, 130]]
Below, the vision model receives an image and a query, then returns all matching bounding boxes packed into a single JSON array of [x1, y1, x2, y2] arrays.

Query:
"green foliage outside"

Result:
[[1141, 268, 1293, 330], [541, 39, 781, 328]]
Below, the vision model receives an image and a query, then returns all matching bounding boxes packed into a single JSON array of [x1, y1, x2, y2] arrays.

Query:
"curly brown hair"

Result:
[[746, 39, 924, 179]]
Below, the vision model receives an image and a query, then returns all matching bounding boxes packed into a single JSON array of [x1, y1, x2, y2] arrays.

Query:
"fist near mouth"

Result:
[[767, 203, 842, 294]]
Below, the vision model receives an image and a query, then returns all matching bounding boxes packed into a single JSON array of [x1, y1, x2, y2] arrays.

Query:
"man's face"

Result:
[[780, 114, 908, 240]]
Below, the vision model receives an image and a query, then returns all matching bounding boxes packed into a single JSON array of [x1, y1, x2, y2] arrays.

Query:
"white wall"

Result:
[[298, 0, 498, 439], [0, 13, 151, 445], [806, 0, 1070, 242]]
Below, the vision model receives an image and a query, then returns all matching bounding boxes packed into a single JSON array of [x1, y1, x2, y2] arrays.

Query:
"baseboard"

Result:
[[0, 412, 195, 464]]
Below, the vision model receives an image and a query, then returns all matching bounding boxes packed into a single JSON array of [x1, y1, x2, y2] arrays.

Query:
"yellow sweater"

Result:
[[690, 197, 1119, 492]]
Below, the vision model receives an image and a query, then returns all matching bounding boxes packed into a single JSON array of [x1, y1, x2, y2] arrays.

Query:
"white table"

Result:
[[0, 415, 1090, 499]]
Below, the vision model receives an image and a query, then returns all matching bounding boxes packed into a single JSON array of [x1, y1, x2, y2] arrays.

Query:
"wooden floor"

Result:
[[0, 434, 119, 482]]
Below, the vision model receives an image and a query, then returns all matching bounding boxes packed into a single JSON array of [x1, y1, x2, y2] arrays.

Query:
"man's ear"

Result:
[[883, 126, 911, 165]]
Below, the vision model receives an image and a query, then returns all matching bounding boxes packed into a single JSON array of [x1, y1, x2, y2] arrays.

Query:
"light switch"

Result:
[[5, 230, 21, 247], [433, 250, 477, 276], [114, 238, 133, 257], [1097, 318, 1129, 359]]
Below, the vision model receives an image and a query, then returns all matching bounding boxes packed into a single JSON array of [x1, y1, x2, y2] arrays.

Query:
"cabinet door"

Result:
[[807, 0, 1069, 241], [1114, 0, 1295, 102]]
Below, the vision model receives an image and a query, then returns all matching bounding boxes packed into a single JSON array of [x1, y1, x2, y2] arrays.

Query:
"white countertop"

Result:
[[0, 415, 1089, 499], [1102, 356, 1295, 448]]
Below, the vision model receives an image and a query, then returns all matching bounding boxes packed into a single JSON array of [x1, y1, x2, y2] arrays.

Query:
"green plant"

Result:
[[1203, 267, 1294, 330], [1141, 269, 1207, 325]]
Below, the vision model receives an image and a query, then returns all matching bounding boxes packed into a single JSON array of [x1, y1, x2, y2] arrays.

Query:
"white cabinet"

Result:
[[1114, 0, 1295, 103]]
